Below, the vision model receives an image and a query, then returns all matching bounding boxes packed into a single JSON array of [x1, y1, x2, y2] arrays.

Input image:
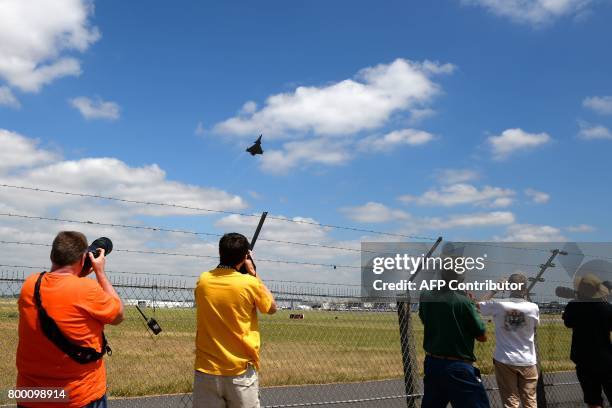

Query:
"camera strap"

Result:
[[34, 272, 112, 364]]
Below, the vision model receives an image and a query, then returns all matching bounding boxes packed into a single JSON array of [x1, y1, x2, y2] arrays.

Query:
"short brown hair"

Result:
[[50, 231, 88, 267]]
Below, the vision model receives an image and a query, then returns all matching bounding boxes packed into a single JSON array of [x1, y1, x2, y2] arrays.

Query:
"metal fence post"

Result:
[[397, 295, 419, 408], [526, 248, 567, 408], [397, 237, 442, 407]]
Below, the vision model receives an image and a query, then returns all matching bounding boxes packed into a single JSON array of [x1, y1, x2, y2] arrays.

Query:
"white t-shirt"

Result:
[[478, 299, 540, 366]]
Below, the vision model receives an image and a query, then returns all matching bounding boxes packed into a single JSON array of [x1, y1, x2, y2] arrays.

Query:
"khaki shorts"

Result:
[[493, 359, 538, 408], [193, 366, 260, 408]]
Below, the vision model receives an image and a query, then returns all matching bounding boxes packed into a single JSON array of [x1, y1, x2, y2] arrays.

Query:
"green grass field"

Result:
[[0, 299, 574, 404]]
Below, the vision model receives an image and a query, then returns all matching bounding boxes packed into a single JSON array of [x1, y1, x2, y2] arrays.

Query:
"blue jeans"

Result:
[[85, 395, 107, 408], [421, 355, 490, 408]]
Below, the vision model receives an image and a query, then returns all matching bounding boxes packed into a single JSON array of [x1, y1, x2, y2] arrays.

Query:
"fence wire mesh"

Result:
[[0, 269, 587, 408]]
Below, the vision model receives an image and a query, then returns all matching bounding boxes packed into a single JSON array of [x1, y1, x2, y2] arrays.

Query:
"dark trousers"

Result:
[[85, 395, 107, 408], [576, 365, 612, 406], [422, 355, 490, 408], [18, 394, 106, 408]]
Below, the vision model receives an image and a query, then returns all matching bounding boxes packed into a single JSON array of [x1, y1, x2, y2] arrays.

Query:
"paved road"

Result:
[[107, 371, 585, 408], [2, 372, 585, 408]]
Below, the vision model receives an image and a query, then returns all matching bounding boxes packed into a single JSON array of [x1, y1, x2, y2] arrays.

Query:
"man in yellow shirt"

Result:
[[193, 233, 277, 408]]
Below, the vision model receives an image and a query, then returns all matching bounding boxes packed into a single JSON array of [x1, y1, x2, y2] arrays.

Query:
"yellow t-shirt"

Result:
[[194, 267, 274, 376]]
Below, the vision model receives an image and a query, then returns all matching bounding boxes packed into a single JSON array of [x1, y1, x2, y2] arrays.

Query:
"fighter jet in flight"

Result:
[[246, 135, 264, 156]]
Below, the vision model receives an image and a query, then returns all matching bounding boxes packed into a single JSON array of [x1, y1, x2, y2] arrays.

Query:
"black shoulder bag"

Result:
[[34, 272, 112, 364]]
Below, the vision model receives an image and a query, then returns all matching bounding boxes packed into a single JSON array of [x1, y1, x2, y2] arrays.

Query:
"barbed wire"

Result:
[[0, 263, 366, 286], [0, 239, 559, 275], [2, 184, 609, 261], [0, 212, 367, 254], [0, 263, 194, 278], [4, 237, 607, 281], [1, 237, 599, 278], [0, 184, 435, 240], [0, 240, 360, 269], [0, 259, 577, 286], [4, 212, 611, 271], [464, 242, 612, 261]]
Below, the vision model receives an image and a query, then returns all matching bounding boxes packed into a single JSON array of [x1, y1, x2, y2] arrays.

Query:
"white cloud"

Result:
[[578, 121, 612, 140], [0, 128, 247, 217], [0, 0, 100, 92], [0, 86, 20, 108], [462, 0, 593, 25], [70, 96, 120, 120], [214, 58, 454, 138], [340, 200, 514, 231], [583, 96, 612, 115], [214, 58, 451, 174], [399, 183, 515, 208], [0, 130, 282, 284], [260, 128, 437, 174], [0, 129, 58, 172], [488, 128, 551, 159], [216, 213, 329, 245], [0, 132, 372, 285], [213, 213, 362, 280], [341, 202, 410, 223], [18, 159, 246, 216], [408, 108, 437, 124], [194, 121, 205, 136], [428, 211, 515, 229], [496, 224, 566, 241], [260, 138, 352, 174], [435, 168, 480, 185], [566, 224, 595, 232], [525, 188, 550, 204], [358, 129, 435, 152], [240, 101, 257, 115]]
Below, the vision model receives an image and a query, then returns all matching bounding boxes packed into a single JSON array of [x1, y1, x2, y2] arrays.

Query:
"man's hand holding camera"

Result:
[[87, 246, 124, 325], [88, 248, 106, 276], [243, 250, 257, 277]]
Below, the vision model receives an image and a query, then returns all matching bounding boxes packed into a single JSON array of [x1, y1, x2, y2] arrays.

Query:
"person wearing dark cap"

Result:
[[419, 263, 490, 408], [562, 273, 612, 408], [478, 273, 540, 408]]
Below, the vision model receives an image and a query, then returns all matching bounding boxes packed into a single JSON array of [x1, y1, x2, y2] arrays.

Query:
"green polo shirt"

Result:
[[418, 289, 486, 361]]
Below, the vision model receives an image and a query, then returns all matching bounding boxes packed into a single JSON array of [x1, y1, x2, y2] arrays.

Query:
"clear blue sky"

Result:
[[1, 0, 611, 282]]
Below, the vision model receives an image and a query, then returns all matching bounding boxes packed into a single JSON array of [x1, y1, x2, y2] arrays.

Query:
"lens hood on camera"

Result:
[[81, 237, 113, 275], [89, 237, 113, 256]]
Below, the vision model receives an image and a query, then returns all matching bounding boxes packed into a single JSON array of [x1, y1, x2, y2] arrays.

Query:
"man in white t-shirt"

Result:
[[478, 273, 540, 408]]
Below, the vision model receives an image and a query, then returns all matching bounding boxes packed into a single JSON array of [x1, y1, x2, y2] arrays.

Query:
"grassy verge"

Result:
[[0, 299, 574, 404]]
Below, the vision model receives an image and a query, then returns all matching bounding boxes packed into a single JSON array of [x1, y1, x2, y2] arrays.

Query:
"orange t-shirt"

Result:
[[16, 272, 121, 408]]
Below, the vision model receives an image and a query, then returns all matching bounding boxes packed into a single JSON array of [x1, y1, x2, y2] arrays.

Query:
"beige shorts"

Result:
[[493, 359, 538, 408], [193, 366, 260, 408]]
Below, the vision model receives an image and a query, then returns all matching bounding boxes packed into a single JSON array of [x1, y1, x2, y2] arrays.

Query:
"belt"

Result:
[[426, 352, 474, 364]]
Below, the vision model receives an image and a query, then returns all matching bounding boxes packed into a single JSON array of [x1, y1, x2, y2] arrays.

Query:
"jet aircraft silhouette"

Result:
[[246, 135, 264, 156]]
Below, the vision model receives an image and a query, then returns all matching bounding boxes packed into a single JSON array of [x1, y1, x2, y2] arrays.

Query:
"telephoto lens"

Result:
[[81, 237, 113, 276]]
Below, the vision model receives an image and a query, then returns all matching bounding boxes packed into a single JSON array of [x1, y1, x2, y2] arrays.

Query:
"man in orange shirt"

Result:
[[16, 231, 124, 408], [193, 233, 277, 408]]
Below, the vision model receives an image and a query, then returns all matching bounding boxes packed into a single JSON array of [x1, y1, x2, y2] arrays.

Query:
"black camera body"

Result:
[[81, 237, 113, 276]]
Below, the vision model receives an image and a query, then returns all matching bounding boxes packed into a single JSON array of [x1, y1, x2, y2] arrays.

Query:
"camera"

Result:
[[81, 237, 113, 276]]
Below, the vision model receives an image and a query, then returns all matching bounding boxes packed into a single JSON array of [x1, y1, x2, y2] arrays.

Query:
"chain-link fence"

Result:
[[0, 269, 586, 408]]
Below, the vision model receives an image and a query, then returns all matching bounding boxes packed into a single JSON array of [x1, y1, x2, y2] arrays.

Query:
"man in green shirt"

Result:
[[418, 266, 490, 408]]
